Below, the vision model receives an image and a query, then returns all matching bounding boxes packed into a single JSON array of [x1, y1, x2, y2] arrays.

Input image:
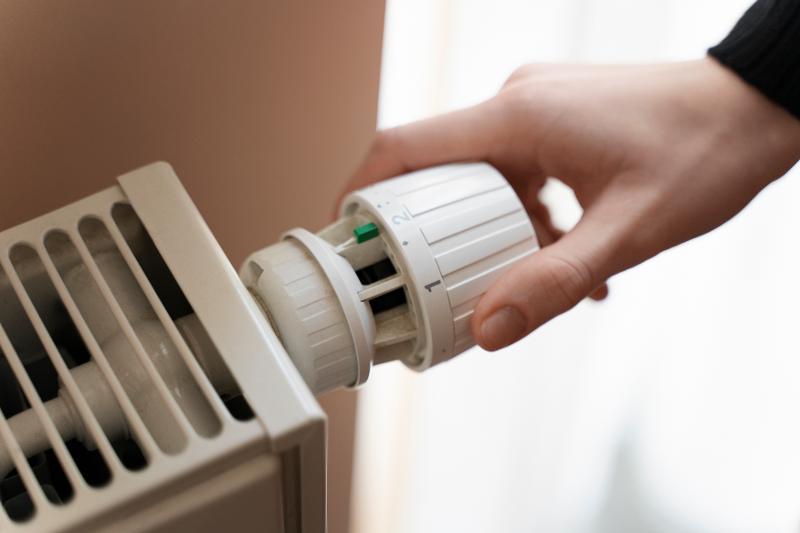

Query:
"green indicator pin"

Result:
[[353, 222, 380, 243]]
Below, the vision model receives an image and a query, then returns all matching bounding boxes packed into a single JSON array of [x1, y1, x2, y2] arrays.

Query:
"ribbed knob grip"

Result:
[[242, 239, 359, 394]]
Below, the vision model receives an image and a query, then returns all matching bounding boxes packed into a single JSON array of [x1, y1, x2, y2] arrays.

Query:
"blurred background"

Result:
[[351, 1, 800, 533]]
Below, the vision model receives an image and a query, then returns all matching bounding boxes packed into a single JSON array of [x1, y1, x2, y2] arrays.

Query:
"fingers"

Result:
[[589, 284, 609, 301], [342, 99, 505, 196], [471, 219, 613, 351], [528, 197, 610, 301]]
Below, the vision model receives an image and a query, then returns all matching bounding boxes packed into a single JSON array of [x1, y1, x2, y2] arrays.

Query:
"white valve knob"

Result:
[[243, 163, 538, 394], [343, 162, 538, 369]]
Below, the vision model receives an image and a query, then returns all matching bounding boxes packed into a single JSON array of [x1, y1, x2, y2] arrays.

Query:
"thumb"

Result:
[[471, 223, 611, 351]]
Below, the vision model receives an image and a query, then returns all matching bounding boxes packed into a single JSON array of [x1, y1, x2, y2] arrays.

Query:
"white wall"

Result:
[[352, 2, 800, 532]]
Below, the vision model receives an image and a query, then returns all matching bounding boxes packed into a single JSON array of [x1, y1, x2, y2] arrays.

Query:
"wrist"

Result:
[[700, 56, 800, 185]]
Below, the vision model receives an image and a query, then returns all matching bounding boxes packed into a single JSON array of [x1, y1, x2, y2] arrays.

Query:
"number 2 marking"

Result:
[[391, 212, 410, 225]]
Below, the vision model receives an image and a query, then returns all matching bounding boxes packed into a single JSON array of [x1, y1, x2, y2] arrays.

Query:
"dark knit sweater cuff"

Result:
[[709, 0, 800, 119]]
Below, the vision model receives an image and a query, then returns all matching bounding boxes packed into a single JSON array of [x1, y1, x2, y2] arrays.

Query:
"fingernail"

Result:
[[479, 306, 527, 351]]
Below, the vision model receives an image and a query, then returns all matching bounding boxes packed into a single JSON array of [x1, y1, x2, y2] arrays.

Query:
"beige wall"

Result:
[[0, 2, 384, 531]]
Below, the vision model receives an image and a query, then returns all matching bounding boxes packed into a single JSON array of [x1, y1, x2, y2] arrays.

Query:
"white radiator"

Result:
[[0, 163, 324, 532]]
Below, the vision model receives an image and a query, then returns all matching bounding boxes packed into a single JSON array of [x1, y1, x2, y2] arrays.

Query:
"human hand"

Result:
[[340, 58, 800, 351]]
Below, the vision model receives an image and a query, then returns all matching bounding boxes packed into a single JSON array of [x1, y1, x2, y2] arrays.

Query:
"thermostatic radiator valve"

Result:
[[242, 163, 539, 394]]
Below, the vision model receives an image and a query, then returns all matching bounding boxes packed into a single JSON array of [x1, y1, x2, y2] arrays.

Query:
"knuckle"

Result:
[[539, 252, 596, 307], [496, 78, 560, 119], [504, 63, 543, 87], [369, 129, 395, 156], [492, 86, 533, 121]]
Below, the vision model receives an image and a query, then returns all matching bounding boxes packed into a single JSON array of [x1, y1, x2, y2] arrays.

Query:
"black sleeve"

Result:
[[708, 0, 800, 118]]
